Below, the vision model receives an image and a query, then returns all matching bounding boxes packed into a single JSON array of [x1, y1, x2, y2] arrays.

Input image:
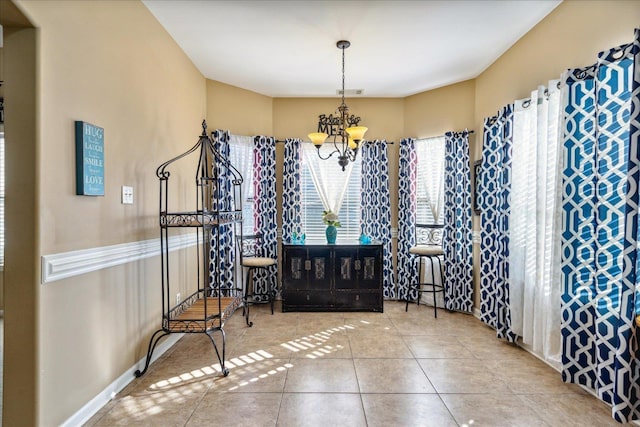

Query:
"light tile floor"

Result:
[[0, 316, 3, 426], [85, 301, 634, 427]]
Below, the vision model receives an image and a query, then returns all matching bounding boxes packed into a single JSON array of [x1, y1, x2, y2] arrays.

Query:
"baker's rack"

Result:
[[135, 120, 243, 377]]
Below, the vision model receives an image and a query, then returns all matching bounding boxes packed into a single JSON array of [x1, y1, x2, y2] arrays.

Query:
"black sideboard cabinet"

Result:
[[281, 240, 383, 312]]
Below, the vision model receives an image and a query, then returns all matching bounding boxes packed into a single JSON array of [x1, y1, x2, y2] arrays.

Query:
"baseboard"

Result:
[[41, 233, 198, 284], [60, 332, 184, 427]]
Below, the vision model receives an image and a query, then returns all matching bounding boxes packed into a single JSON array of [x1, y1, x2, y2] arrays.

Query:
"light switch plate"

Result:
[[122, 186, 133, 205]]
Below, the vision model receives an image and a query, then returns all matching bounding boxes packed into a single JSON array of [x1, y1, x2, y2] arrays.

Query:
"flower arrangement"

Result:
[[322, 210, 341, 227]]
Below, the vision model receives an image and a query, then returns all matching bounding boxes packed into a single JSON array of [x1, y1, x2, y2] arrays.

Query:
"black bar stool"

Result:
[[237, 233, 277, 327], [405, 224, 445, 317]]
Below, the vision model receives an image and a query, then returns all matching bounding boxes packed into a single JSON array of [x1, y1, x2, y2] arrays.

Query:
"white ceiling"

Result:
[[142, 0, 562, 98]]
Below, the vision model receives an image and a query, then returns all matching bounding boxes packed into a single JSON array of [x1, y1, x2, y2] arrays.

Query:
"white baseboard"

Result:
[[60, 332, 184, 427], [41, 233, 198, 284]]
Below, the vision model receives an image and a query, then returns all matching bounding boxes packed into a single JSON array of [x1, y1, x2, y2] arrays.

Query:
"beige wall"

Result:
[[206, 80, 273, 136], [404, 79, 476, 139], [8, 0, 206, 425]]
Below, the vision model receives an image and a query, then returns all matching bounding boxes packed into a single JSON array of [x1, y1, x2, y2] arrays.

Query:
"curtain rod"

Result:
[[415, 130, 475, 140]]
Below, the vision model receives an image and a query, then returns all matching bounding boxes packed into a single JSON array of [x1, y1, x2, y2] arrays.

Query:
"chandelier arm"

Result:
[[315, 145, 340, 161]]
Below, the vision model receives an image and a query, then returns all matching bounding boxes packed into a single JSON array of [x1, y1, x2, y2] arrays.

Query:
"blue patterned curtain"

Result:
[[282, 138, 303, 242], [210, 129, 235, 294], [560, 29, 639, 423], [397, 138, 417, 301], [361, 140, 395, 298], [479, 106, 517, 342], [252, 136, 278, 299], [443, 131, 473, 312]]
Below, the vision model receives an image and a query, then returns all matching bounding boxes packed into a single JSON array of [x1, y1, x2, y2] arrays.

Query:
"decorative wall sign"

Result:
[[75, 121, 104, 196]]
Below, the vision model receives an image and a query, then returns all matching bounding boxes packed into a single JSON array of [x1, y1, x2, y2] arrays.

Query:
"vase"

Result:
[[325, 225, 337, 244]]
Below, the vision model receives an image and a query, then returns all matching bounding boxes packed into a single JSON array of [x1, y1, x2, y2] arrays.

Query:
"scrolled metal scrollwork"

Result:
[[416, 224, 444, 246]]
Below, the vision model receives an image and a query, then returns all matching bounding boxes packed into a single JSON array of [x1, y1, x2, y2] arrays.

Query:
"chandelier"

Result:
[[308, 40, 368, 171]]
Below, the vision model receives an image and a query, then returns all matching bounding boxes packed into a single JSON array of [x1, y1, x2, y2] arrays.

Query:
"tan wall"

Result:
[[472, 0, 640, 308], [404, 79, 476, 139], [10, 0, 206, 425], [206, 80, 273, 136]]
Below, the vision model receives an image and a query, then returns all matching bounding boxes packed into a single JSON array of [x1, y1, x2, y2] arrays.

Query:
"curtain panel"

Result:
[[360, 140, 395, 298], [282, 138, 303, 242], [210, 129, 236, 294], [479, 106, 518, 342], [397, 138, 418, 300], [301, 142, 355, 216], [560, 30, 639, 423], [508, 81, 563, 367], [443, 131, 474, 313], [251, 136, 278, 299]]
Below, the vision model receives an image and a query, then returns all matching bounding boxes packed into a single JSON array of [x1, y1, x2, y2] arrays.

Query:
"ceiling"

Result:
[[142, 0, 562, 98]]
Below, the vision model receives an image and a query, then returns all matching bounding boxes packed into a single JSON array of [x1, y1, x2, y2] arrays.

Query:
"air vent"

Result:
[[337, 89, 364, 96]]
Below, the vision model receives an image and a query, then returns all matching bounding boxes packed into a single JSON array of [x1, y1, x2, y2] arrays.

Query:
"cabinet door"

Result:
[[307, 247, 331, 291], [283, 247, 308, 290], [334, 247, 356, 290], [358, 247, 382, 290]]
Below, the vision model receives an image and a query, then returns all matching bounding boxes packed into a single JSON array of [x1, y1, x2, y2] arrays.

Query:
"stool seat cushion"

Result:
[[409, 245, 444, 256], [242, 257, 276, 267]]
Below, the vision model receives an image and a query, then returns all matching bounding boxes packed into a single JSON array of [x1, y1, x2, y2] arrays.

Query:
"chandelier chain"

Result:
[[341, 44, 346, 108]]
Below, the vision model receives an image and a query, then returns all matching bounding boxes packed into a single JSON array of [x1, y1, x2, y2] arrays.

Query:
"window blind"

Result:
[[416, 136, 445, 225], [300, 149, 362, 240], [228, 135, 255, 236]]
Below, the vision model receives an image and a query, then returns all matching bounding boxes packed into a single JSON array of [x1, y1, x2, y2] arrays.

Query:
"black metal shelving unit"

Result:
[[135, 120, 243, 378]]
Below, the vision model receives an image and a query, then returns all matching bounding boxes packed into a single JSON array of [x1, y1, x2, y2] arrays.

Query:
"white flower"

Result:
[[324, 212, 338, 222], [322, 210, 342, 227]]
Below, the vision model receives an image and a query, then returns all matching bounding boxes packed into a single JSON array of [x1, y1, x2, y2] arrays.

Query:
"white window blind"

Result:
[[416, 136, 445, 225], [300, 144, 361, 240], [228, 135, 254, 236]]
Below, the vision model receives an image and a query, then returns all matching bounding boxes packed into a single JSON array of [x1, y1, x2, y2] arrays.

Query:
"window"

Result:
[[227, 135, 254, 236], [415, 136, 445, 225], [300, 144, 361, 240]]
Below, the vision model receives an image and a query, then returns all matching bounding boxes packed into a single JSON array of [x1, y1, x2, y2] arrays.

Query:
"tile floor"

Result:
[[86, 301, 634, 427], [0, 316, 3, 425]]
